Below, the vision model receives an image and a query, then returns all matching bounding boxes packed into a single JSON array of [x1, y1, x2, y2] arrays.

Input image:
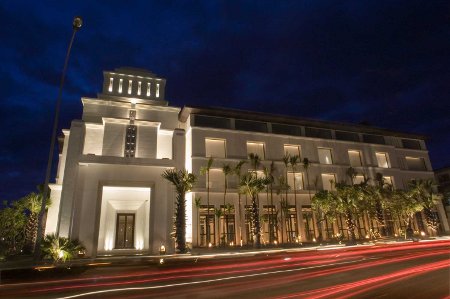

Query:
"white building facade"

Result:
[[46, 68, 450, 257]]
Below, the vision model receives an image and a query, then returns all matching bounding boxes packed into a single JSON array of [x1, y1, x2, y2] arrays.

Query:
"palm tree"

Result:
[[200, 157, 214, 245], [225, 203, 234, 245], [289, 154, 300, 240], [234, 160, 247, 246], [387, 189, 423, 239], [21, 185, 51, 253], [276, 175, 290, 244], [215, 208, 224, 246], [194, 196, 202, 246], [239, 173, 266, 248], [408, 179, 441, 233], [282, 153, 292, 242], [222, 164, 232, 243], [312, 182, 363, 245], [268, 162, 277, 243], [249, 153, 261, 176], [162, 169, 197, 253], [371, 173, 388, 236], [303, 157, 322, 242]]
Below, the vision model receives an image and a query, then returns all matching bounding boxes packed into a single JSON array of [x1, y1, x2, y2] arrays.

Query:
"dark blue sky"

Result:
[[1, 1, 449, 201]]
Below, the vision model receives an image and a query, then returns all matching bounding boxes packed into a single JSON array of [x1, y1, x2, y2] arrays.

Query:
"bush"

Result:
[[41, 234, 85, 263]]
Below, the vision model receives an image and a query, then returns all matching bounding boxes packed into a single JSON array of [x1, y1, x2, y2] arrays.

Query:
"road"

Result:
[[1, 240, 449, 299]]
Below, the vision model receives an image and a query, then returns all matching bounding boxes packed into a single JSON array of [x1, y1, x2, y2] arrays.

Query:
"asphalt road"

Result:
[[1, 240, 449, 299]]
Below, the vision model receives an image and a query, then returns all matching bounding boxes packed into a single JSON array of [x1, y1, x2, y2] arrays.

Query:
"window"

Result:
[[156, 83, 160, 97], [353, 175, 365, 185], [376, 152, 389, 168], [318, 148, 333, 164], [363, 134, 385, 145], [272, 123, 302, 136], [205, 139, 226, 158], [405, 157, 427, 171], [247, 142, 265, 159], [402, 139, 421, 150], [284, 145, 301, 158], [137, 81, 142, 95], [336, 131, 360, 142], [124, 125, 137, 157], [321, 173, 336, 191], [247, 170, 265, 179], [348, 150, 362, 167], [235, 120, 268, 133], [383, 176, 393, 186], [305, 127, 332, 139], [194, 115, 232, 129], [287, 172, 304, 190]]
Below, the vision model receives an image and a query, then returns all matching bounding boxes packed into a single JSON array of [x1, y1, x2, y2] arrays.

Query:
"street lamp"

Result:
[[34, 16, 83, 259]]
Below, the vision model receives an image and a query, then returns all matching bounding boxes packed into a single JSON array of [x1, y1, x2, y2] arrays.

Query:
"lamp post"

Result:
[[34, 16, 83, 259]]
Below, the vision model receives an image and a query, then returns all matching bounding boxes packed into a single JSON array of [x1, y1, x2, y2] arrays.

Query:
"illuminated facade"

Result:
[[46, 68, 449, 257]]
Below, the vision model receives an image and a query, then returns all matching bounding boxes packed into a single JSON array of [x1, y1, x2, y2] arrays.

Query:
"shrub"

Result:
[[41, 234, 85, 263]]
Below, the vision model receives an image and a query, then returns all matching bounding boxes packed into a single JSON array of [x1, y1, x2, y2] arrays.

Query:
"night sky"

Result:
[[1, 1, 449, 202]]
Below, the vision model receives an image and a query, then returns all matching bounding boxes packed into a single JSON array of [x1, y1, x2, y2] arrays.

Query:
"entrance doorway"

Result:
[[115, 213, 135, 249]]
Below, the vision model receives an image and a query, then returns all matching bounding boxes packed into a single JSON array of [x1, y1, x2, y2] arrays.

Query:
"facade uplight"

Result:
[[108, 78, 114, 92], [128, 80, 132, 94], [156, 83, 160, 97], [137, 81, 141, 95], [147, 83, 151, 97], [118, 79, 123, 93]]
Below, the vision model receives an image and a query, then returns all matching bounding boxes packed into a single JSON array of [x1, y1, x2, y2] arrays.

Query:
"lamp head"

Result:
[[73, 16, 83, 30]]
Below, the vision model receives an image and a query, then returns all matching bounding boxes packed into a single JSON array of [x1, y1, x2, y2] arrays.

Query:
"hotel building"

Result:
[[45, 67, 449, 256]]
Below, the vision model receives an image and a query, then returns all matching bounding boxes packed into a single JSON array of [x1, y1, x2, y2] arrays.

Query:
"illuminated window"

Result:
[[348, 150, 362, 167], [247, 142, 265, 159], [318, 148, 333, 164], [321, 173, 336, 191], [284, 145, 301, 158], [405, 157, 427, 171], [124, 125, 137, 157], [137, 81, 142, 95], [376, 152, 389, 168], [353, 175, 365, 185], [128, 80, 132, 94], [287, 172, 304, 190], [147, 83, 151, 97], [383, 176, 393, 186], [118, 79, 123, 93], [108, 78, 114, 92], [205, 139, 226, 158], [156, 83, 160, 97]]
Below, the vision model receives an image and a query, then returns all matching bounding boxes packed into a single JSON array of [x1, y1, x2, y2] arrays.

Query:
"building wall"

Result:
[[45, 68, 449, 257]]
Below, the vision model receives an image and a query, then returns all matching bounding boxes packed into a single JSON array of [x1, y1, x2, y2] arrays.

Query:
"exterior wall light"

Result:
[[159, 244, 166, 255]]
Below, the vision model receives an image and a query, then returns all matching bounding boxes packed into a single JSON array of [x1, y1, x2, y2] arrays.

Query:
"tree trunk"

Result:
[[279, 201, 284, 244], [424, 208, 439, 232], [24, 213, 38, 253], [375, 200, 386, 236], [175, 192, 187, 253], [251, 195, 261, 248], [345, 210, 356, 245], [238, 193, 242, 246]]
